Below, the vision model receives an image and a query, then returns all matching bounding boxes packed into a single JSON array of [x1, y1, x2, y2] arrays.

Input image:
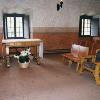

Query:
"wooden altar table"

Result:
[[2, 39, 43, 67]]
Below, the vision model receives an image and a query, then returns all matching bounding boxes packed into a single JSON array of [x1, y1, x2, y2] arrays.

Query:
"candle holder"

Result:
[[57, 0, 63, 11]]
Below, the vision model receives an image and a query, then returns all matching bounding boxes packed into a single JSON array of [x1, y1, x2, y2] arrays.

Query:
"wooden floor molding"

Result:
[[44, 49, 70, 54]]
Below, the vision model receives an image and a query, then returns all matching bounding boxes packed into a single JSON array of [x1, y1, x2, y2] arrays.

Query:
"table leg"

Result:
[[32, 45, 40, 65], [6, 46, 11, 67], [6, 55, 10, 67]]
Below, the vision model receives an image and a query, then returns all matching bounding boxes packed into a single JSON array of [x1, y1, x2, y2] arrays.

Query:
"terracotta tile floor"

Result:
[[0, 54, 100, 100]]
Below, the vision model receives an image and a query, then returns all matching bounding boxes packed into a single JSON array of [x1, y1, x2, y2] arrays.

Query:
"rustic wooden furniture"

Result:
[[63, 44, 89, 72], [2, 39, 43, 67], [79, 49, 100, 85]]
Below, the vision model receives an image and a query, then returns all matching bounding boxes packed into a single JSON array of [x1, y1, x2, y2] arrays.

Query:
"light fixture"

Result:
[[57, 0, 63, 11]]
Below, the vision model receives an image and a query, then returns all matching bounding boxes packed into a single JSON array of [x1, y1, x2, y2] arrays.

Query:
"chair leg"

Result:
[[62, 56, 67, 63], [94, 64, 100, 85], [79, 63, 84, 74], [76, 63, 80, 72], [68, 60, 72, 67], [62, 56, 72, 66]]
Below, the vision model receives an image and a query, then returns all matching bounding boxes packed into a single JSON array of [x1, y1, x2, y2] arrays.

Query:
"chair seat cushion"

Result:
[[63, 53, 74, 59], [63, 53, 80, 62], [72, 57, 80, 62], [84, 62, 96, 70]]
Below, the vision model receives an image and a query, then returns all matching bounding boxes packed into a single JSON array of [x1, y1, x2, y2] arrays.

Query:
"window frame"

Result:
[[3, 13, 30, 39], [79, 15, 99, 37]]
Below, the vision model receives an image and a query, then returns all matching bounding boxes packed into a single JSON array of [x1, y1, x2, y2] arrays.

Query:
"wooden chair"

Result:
[[79, 49, 100, 85], [79, 40, 100, 85], [63, 44, 89, 72]]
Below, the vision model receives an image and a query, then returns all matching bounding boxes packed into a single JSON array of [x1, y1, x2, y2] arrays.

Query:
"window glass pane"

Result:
[[11, 32, 14, 37], [84, 28, 87, 32], [8, 28, 11, 33], [7, 17, 14, 27], [7, 21, 10, 27], [16, 32, 23, 37], [85, 19, 88, 23], [8, 32, 14, 37], [16, 27, 23, 37], [11, 17, 14, 23], [8, 27, 14, 33], [16, 17, 23, 37], [87, 19, 90, 24], [16, 17, 22, 27], [19, 27, 22, 31], [11, 28, 14, 33], [7, 17, 10, 22], [20, 32, 23, 37], [16, 32, 20, 37], [84, 23, 87, 27], [19, 17, 22, 22], [87, 24, 90, 28], [16, 17, 22, 22], [84, 31, 90, 35], [84, 19, 91, 36], [11, 22, 14, 28], [16, 28, 20, 33], [20, 23, 23, 28], [16, 17, 19, 22], [8, 32, 11, 37], [7, 17, 14, 38], [20, 32, 23, 36], [16, 22, 20, 27], [87, 28, 90, 32]]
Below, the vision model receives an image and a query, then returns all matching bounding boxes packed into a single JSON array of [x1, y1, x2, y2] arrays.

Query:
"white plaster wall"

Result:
[[0, 0, 100, 27]]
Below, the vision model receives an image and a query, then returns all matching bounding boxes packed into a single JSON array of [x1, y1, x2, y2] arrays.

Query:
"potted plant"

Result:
[[14, 48, 31, 68]]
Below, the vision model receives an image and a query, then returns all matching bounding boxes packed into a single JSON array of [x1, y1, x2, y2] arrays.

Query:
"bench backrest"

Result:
[[71, 44, 89, 58]]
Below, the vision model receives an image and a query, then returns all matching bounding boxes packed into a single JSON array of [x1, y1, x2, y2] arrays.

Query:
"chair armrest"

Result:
[[84, 55, 95, 59], [80, 55, 96, 62]]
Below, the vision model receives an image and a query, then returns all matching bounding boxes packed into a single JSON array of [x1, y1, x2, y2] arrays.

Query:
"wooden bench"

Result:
[[63, 44, 89, 72]]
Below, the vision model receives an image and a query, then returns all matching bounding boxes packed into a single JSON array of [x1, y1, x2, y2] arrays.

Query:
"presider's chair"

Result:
[[79, 49, 100, 85]]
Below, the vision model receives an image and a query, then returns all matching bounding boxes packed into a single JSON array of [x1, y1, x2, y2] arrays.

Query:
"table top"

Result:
[[2, 39, 42, 44]]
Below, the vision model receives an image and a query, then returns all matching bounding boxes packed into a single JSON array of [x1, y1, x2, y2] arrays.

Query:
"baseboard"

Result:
[[44, 49, 70, 54]]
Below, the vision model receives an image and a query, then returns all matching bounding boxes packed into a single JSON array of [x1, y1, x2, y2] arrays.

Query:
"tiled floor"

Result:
[[0, 54, 100, 100]]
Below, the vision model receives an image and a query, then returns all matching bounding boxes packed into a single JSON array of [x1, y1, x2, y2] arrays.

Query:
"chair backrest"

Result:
[[71, 44, 89, 58], [79, 45, 89, 57], [71, 44, 80, 57], [91, 40, 100, 55], [95, 49, 100, 62]]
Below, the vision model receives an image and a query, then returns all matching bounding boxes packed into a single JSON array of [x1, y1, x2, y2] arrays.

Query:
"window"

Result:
[[3, 13, 30, 39], [79, 15, 99, 37]]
